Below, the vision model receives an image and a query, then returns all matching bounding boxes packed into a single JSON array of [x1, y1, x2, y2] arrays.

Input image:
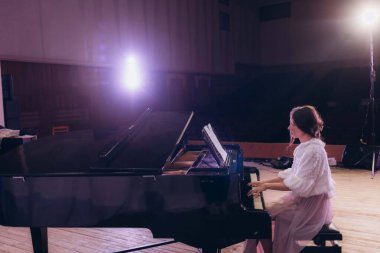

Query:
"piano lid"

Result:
[[95, 110, 194, 170], [0, 109, 194, 176]]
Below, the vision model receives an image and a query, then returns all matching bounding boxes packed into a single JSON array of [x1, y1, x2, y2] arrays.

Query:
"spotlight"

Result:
[[122, 56, 143, 91], [359, 7, 378, 27]]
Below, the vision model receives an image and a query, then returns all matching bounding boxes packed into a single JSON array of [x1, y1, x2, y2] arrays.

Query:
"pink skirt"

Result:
[[269, 192, 333, 253]]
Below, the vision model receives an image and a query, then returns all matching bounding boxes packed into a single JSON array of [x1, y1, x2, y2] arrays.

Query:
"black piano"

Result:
[[0, 108, 271, 253]]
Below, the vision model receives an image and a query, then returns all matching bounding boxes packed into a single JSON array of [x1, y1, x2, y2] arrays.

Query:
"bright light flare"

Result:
[[359, 7, 378, 28], [121, 56, 143, 91]]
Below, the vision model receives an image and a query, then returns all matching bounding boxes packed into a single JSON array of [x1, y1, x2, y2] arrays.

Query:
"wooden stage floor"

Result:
[[0, 164, 379, 253]]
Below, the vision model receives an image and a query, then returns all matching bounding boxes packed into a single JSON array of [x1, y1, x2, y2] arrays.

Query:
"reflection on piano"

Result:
[[0, 108, 271, 253]]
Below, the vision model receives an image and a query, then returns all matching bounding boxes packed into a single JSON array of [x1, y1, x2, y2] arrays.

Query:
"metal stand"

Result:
[[368, 28, 377, 178]]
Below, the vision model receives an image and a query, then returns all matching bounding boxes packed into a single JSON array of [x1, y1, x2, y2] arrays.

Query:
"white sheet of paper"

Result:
[[204, 124, 227, 162]]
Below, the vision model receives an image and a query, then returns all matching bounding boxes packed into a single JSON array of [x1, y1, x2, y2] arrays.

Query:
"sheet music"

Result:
[[203, 124, 228, 163]]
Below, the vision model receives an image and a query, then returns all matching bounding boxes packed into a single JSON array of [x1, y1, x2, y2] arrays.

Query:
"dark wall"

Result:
[[1, 60, 377, 145], [0, 60, 242, 137], [1, 74, 20, 129], [215, 65, 379, 145]]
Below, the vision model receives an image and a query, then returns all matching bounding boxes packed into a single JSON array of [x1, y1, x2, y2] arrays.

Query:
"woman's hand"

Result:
[[247, 182, 266, 198], [248, 181, 264, 187]]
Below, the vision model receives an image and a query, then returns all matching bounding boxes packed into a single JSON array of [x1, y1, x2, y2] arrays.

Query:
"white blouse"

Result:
[[278, 138, 336, 198]]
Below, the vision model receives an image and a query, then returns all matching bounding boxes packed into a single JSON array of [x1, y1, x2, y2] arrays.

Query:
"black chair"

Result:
[[301, 223, 342, 253]]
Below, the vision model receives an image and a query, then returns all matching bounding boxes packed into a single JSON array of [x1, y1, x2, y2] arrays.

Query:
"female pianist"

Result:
[[244, 105, 336, 253]]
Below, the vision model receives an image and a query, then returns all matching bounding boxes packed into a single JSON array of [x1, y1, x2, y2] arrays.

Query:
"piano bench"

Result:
[[300, 223, 342, 253]]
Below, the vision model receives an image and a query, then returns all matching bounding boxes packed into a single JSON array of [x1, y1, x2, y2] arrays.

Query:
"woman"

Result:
[[244, 105, 336, 253]]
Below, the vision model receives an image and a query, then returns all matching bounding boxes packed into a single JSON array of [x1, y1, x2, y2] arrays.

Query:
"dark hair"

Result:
[[290, 105, 324, 144]]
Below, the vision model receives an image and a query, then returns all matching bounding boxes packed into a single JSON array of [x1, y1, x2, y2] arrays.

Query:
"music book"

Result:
[[202, 124, 228, 166]]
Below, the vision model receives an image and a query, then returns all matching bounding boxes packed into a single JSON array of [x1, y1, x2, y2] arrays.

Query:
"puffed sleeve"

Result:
[[282, 147, 324, 197], [278, 167, 292, 179]]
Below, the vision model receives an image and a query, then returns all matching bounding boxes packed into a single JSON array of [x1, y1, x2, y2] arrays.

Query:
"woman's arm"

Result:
[[265, 181, 290, 191], [248, 176, 283, 187]]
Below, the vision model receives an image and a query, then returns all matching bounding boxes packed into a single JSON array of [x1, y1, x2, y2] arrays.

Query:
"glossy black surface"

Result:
[[0, 174, 239, 226], [0, 109, 272, 251], [0, 137, 25, 155], [0, 111, 192, 175]]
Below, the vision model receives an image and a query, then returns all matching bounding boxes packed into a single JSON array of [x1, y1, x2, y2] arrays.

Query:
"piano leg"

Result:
[[30, 227, 48, 253]]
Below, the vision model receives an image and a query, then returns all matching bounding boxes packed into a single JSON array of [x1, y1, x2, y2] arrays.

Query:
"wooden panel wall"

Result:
[[0, 0, 260, 74], [190, 140, 346, 162], [1, 60, 240, 137], [1, 60, 124, 135]]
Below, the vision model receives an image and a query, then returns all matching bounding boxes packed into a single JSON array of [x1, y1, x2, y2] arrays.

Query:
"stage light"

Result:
[[359, 7, 378, 27], [122, 56, 143, 91]]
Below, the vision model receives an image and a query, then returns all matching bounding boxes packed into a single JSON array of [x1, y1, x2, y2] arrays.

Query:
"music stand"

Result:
[[202, 124, 228, 167]]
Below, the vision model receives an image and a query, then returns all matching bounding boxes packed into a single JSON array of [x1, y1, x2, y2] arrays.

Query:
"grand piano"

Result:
[[0, 108, 271, 253]]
